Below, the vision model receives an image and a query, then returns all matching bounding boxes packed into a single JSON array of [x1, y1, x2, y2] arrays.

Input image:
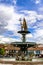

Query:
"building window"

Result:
[[36, 50, 40, 55]]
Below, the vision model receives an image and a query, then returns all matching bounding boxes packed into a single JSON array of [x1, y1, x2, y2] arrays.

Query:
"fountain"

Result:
[[13, 18, 36, 54]]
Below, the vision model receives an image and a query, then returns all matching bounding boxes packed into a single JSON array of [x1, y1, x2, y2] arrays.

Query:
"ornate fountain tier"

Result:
[[12, 42, 36, 51], [18, 30, 30, 34]]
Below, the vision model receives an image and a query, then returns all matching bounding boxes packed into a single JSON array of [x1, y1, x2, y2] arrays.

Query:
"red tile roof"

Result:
[[27, 47, 43, 50]]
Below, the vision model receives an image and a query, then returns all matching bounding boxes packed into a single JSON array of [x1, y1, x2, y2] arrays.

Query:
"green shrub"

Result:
[[0, 48, 5, 55]]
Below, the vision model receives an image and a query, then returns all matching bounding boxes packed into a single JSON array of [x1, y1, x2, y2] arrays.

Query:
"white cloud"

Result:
[[21, 10, 37, 15], [39, 7, 43, 12], [26, 34, 33, 38], [35, 0, 41, 4], [0, 4, 43, 32], [0, 4, 25, 34], [0, 4, 25, 43], [20, 10, 43, 26], [32, 0, 41, 4], [13, 0, 17, 4], [31, 29, 43, 44], [37, 15, 43, 20], [21, 10, 43, 44], [0, 35, 21, 43], [38, 7, 43, 14], [1, 37, 18, 43], [0, 4, 12, 34], [0, 41, 5, 44], [34, 29, 43, 38], [0, 4, 43, 44]]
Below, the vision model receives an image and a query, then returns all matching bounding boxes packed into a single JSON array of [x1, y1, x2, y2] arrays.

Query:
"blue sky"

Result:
[[0, 0, 43, 44]]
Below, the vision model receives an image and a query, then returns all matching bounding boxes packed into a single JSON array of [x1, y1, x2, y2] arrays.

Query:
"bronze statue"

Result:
[[20, 18, 27, 31]]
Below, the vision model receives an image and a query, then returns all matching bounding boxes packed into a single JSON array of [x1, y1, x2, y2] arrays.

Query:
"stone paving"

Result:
[[0, 58, 43, 65]]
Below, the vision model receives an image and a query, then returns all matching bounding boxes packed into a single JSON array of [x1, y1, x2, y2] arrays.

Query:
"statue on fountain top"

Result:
[[20, 18, 27, 31]]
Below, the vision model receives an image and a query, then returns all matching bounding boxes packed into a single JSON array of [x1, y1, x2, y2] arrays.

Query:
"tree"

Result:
[[0, 48, 5, 55]]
